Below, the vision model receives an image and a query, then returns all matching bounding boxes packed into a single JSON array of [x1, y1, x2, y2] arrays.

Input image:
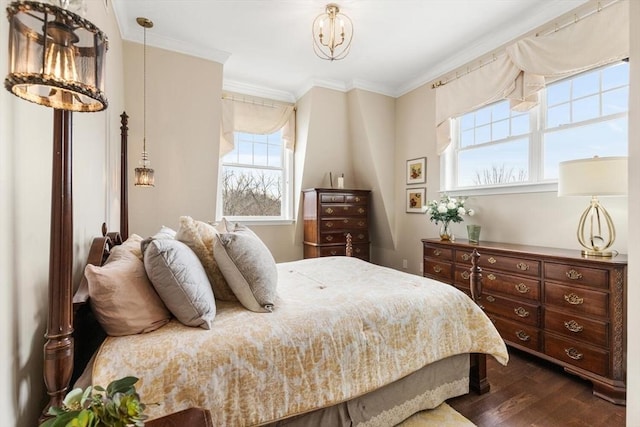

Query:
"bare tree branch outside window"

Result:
[[222, 169, 281, 216], [473, 164, 527, 186]]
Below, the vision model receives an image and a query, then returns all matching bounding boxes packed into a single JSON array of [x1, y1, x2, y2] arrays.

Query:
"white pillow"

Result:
[[144, 239, 217, 329], [213, 223, 277, 313]]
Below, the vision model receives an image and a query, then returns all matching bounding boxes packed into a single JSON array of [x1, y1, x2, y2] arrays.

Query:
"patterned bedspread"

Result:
[[92, 257, 508, 425]]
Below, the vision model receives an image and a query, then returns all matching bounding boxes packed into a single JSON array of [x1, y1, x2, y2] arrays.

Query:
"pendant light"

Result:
[[312, 3, 353, 61], [134, 17, 155, 187]]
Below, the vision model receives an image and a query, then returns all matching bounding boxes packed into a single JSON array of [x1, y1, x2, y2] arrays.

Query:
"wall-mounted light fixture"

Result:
[[312, 3, 353, 61]]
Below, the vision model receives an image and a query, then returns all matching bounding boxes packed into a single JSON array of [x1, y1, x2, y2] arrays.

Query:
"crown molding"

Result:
[[223, 80, 296, 103]]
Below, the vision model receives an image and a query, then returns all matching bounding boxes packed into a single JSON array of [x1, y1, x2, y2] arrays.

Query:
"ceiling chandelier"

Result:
[[134, 17, 155, 187], [312, 3, 353, 61]]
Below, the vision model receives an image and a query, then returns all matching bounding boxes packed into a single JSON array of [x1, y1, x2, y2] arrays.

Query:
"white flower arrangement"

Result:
[[426, 194, 475, 225]]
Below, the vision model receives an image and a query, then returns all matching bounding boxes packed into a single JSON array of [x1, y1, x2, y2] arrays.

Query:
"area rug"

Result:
[[396, 403, 475, 427]]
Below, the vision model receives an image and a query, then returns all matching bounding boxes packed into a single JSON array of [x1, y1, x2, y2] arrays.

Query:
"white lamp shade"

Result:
[[558, 156, 627, 197]]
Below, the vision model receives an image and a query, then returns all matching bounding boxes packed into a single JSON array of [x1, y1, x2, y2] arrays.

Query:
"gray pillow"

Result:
[[144, 239, 216, 329], [141, 225, 177, 255], [213, 227, 277, 313]]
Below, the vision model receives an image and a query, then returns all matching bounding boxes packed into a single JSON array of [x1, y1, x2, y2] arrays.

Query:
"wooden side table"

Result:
[[146, 408, 213, 427]]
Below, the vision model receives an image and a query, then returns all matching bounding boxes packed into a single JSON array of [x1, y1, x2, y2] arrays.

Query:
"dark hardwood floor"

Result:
[[448, 348, 625, 427]]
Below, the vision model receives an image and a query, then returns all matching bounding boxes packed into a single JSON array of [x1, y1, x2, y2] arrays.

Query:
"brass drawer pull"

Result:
[[325, 235, 334, 242], [358, 208, 365, 214], [515, 283, 530, 293], [325, 207, 334, 214], [332, 196, 338, 201], [566, 269, 583, 280], [343, 219, 349, 224], [343, 206, 349, 211], [515, 330, 530, 342], [326, 222, 334, 228], [461, 253, 471, 261], [358, 234, 365, 239], [488, 257, 497, 264], [564, 293, 584, 305], [564, 347, 584, 360], [514, 307, 530, 318], [461, 271, 470, 280], [433, 265, 442, 273], [355, 248, 361, 253], [564, 320, 584, 333], [517, 262, 529, 271], [358, 221, 365, 227], [330, 250, 338, 255], [485, 295, 496, 303], [355, 197, 361, 202], [433, 249, 442, 256], [487, 273, 496, 281]]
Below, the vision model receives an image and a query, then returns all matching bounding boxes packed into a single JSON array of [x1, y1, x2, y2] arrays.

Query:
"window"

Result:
[[218, 129, 293, 222], [444, 61, 629, 193]]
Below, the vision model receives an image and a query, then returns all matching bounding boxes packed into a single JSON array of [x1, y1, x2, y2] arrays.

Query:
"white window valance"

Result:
[[220, 96, 296, 156], [435, 0, 629, 154]]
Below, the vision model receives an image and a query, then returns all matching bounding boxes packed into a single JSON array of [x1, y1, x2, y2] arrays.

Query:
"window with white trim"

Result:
[[217, 129, 293, 221], [444, 61, 629, 193]]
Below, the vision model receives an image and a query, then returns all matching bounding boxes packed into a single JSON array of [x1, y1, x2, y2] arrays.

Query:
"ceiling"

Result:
[[112, 0, 588, 102]]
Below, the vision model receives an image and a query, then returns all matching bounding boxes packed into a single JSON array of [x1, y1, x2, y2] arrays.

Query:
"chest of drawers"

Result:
[[422, 238, 627, 404], [303, 188, 371, 261]]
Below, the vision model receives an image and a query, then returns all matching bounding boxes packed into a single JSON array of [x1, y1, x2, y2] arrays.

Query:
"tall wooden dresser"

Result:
[[303, 188, 370, 261], [422, 238, 627, 404]]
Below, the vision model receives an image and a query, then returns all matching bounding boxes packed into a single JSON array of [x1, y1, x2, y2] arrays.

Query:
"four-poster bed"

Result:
[[42, 112, 508, 425]]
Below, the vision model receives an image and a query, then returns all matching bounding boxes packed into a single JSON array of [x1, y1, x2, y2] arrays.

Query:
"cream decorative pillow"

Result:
[[144, 239, 217, 329], [213, 222, 278, 313], [105, 234, 144, 263], [85, 249, 171, 336], [175, 216, 236, 301], [141, 225, 177, 255]]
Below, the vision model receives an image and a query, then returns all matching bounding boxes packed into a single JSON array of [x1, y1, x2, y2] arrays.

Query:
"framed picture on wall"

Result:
[[406, 187, 426, 213], [406, 157, 426, 184]]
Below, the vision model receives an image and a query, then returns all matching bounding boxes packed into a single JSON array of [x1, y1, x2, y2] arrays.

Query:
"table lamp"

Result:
[[558, 156, 627, 257]]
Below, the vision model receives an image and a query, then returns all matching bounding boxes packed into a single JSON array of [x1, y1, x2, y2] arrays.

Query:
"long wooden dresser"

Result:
[[303, 188, 370, 261], [422, 238, 627, 404]]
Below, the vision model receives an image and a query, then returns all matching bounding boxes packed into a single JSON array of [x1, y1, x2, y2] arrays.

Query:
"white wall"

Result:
[[0, 2, 125, 426], [626, 0, 639, 423]]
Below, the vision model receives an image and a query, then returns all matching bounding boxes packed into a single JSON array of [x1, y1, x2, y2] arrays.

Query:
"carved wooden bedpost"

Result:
[[120, 112, 129, 240], [42, 109, 75, 419], [469, 248, 489, 394], [345, 233, 353, 257], [470, 248, 482, 302]]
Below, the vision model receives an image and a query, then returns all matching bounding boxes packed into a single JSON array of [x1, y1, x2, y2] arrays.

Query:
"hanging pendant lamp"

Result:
[[134, 17, 155, 187]]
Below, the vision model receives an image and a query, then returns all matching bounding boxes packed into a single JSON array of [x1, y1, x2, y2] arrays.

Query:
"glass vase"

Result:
[[439, 221, 453, 241]]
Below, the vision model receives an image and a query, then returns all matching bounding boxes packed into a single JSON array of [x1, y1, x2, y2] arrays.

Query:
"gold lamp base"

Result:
[[576, 196, 617, 258]]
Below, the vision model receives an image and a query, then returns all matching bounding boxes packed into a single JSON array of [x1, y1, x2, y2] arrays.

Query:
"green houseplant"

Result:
[[40, 376, 148, 427]]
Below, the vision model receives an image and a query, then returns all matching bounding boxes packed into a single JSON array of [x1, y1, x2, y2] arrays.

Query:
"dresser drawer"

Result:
[[481, 294, 540, 326], [478, 253, 540, 277], [488, 315, 541, 351], [320, 193, 345, 203], [544, 282, 608, 318], [424, 260, 453, 282], [423, 245, 453, 261], [482, 270, 540, 302], [544, 308, 608, 348], [545, 334, 609, 377], [320, 218, 368, 231], [454, 266, 474, 288], [319, 231, 368, 245], [345, 194, 368, 204], [544, 262, 609, 289], [318, 243, 369, 258], [320, 204, 368, 217]]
